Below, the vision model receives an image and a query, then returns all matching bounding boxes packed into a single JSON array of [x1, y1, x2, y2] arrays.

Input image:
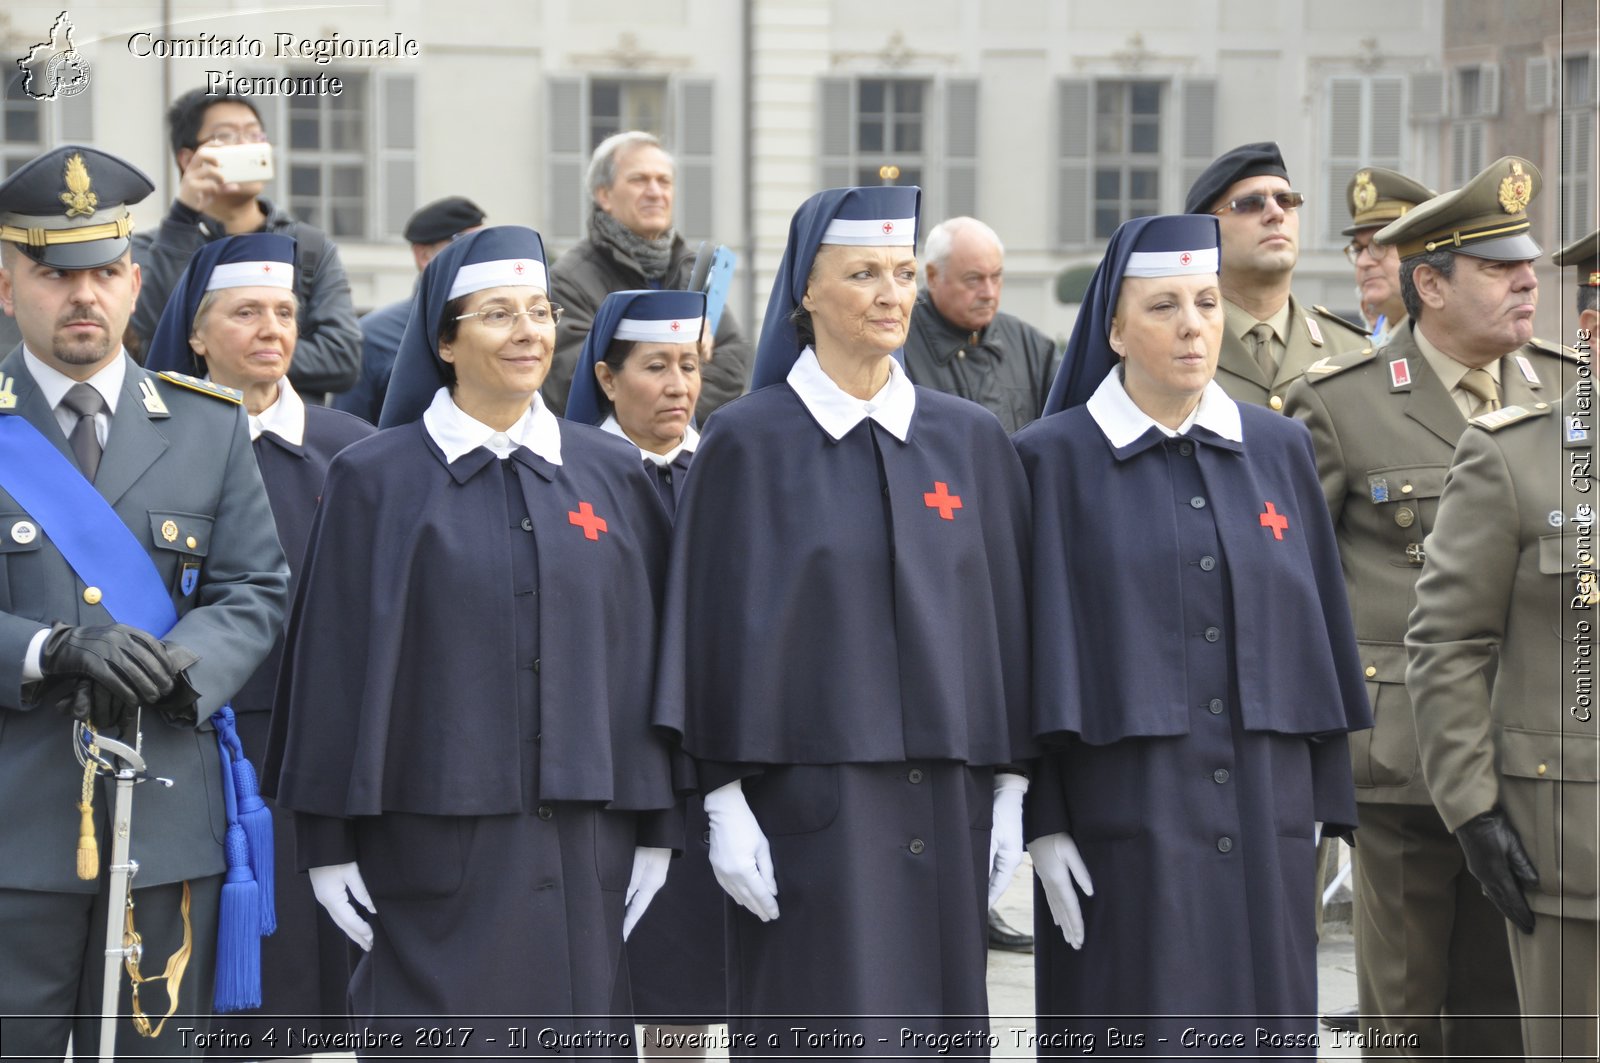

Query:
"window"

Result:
[[2, 70, 93, 177], [1324, 76, 1405, 244], [1055, 77, 1214, 249], [1559, 52, 1597, 242], [287, 73, 368, 239], [854, 79, 926, 188], [589, 78, 667, 148], [1448, 63, 1498, 187]]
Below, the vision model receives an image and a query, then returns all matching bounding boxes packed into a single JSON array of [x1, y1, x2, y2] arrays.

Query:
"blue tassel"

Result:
[[216, 706, 276, 935], [212, 736, 263, 1012]]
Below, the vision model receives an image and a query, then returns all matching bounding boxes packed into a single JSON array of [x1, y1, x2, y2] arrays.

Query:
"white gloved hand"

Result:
[[703, 780, 779, 921], [308, 861, 376, 951], [1027, 832, 1093, 950], [987, 773, 1029, 908], [622, 846, 672, 940]]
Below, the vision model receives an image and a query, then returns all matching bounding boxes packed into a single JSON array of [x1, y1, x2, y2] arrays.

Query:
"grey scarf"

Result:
[[591, 204, 676, 281]]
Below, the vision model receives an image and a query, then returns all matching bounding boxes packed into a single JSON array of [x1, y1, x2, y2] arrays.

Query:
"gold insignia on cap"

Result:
[[0, 375, 15, 411], [1352, 171, 1378, 212], [161, 519, 178, 543], [1498, 161, 1532, 215], [59, 153, 98, 219]]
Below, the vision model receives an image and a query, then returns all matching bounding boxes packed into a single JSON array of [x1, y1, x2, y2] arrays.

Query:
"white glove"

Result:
[[1028, 832, 1093, 950], [622, 846, 672, 940], [308, 861, 376, 951], [703, 780, 779, 921], [987, 773, 1029, 907]]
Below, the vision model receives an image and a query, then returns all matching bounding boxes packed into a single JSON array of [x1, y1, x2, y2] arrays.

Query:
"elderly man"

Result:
[[901, 216, 1058, 433], [1285, 157, 1581, 1059], [336, 195, 485, 424], [1342, 168, 1434, 347], [0, 145, 288, 1058], [1186, 142, 1368, 411], [548, 131, 752, 420]]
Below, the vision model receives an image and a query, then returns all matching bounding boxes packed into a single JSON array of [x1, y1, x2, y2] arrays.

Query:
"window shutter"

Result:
[[1177, 77, 1217, 204], [1525, 57, 1552, 113], [377, 71, 417, 239], [1561, 110, 1595, 240], [1369, 77, 1403, 160], [1479, 63, 1500, 117], [1055, 78, 1091, 248], [674, 78, 715, 241], [1449, 122, 1470, 187], [1410, 71, 1445, 121], [545, 76, 587, 240], [942, 78, 978, 221], [1324, 78, 1363, 244], [819, 77, 852, 188]]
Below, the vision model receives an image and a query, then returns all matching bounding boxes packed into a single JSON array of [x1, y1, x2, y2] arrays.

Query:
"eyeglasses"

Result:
[[454, 304, 564, 329], [1215, 191, 1306, 216], [202, 128, 269, 146], [1343, 239, 1394, 265]]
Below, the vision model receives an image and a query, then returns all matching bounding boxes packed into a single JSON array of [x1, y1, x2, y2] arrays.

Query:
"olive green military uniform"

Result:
[[1406, 394, 1598, 1062], [1215, 294, 1368, 411]]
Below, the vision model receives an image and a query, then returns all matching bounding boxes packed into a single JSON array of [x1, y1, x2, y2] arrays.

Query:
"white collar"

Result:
[[422, 387, 563, 465], [785, 346, 916, 442], [600, 413, 699, 466], [247, 377, 306, 445], [23, 347, 126, 414], [1086, 366, 1243, 448]]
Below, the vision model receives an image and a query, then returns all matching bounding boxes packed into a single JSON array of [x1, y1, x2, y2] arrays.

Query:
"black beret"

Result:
[[1184, 141, 1289, 216], [403, 196, 486, 244]]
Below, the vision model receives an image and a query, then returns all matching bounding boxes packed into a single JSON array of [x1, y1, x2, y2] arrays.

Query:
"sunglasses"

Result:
[[1215, 191, 1306, 215]]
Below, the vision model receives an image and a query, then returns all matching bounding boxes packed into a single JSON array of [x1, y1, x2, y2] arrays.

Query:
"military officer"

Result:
[[1341, 167, 1434, 346], [1552, 228, 1599, 341], [1185, 141, 1369, 411], [1405, 383, 1596, 1061], [1284, 156, 1581, 1058], [0, 146, 288, 1058]]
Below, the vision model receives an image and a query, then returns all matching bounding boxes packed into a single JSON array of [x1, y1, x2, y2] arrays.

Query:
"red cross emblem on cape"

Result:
[[568, 501, 608, 540], [923, 481, 963, 520], [1258, 501, 1289, 540]]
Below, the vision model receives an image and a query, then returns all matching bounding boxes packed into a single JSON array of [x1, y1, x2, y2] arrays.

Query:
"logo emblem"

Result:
[[16, 12, 91, 102], [1258, 501, 1290, 541], [181, 563, 200, 597], [10, 521, 36, 545], [670, 320, 681, 333], [1179, 252, 1192, 265], [1352, 170, 1378, 212], [161, 519, 178, 543], [1498, 161, 1532, 214], [923, 481, 963, 521], [512, 261, 527, 275], [1389, 358, 1412, 389], [567, 501, 608, 541], [881, 221, 894, 235], [59, 152, 97, 219]]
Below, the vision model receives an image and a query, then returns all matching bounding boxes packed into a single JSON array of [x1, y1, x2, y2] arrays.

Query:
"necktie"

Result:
[[61, 383, 105, 482], [1458, 368, 1501, 417], [1245, 322, 1277, 381]]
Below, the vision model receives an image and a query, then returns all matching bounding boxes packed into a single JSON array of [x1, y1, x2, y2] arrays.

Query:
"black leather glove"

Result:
[[1455, 808, 1539, 933], [36, 676, 136, 729], [146, 642, 202, 726], [39, 623, 176, 706]]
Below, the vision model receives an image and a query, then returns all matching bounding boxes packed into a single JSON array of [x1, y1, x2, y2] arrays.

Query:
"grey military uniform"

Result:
[[1285, 322, 1579, 1057], [1406, 395, 1597, 1061], [1215, 295, 1367, 411], [0, 351, 289, 1056]]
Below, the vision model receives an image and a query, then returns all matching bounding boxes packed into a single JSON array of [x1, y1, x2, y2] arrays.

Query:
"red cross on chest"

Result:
[[568, 501, 608, 540], [1258, 501, 1289, 540], [923, 481, 963, 520]]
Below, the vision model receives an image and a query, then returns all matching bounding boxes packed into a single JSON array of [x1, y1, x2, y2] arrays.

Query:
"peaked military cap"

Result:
[[1374, 156, 1542, 262], [1184, 142, 1289, 215], [1342, 167, 1435, 236], [0, 145, 154, 269], [1552, 229, 1599, 288]]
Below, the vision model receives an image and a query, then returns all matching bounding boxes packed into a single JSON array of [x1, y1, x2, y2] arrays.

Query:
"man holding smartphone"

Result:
[[130, 89, 362, 397]]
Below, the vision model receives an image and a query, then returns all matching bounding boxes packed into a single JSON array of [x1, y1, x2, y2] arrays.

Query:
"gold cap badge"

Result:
[[59, 153, 98, 219], [1497, 161, 1532, 215], [1352, 171, 1378, 212]]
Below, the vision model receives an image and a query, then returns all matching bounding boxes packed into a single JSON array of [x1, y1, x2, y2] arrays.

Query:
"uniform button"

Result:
[[1364, 665, 1377, 678], [1217, 836, 1233, 853], [1537, 763, 1547, 776], [1213, 768, 1230, 784], [1401, 483, 1414, 494], [1208, 699, 1224, 715], [185, 535, 198, 549], [956, 349, 966, 360], [1190, 496, 1207, 509], [83, 586, 102, 605], [537, 805, 554, 820], [1394, 506, 1416, 528], [520, 517, 533, 532], [1269, 395, 1284, 411], [1204, 626, 1221, 642], [1178, 442, 1194, 457], [1199, 555, 1216, 571], [532, 658, 541, 672], [908, 838, 926, 855], [907, 768, 924, 784]]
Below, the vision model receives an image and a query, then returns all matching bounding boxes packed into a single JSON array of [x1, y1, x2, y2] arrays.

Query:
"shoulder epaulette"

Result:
[[157, 372, 243, 405], [1527, 337, 1582, 362], [1301, 347, 1376, 383], [1470, 401, 1552, 432], [1310, 305, 1371, 337]]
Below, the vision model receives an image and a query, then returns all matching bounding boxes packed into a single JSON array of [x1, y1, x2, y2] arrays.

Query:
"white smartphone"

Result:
[[210, 142, 275, 185]]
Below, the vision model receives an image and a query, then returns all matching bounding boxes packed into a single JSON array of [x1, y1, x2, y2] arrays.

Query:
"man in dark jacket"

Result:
[[129, 89, 362, 396], [902, 216, 1058, 432], [548, 131, 752, 421]]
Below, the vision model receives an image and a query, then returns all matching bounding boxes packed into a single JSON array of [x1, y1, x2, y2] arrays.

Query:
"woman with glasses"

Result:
[[1014, 214, 1369, 1053], [266, 226, 680, 1054], [144, 233, 374, 1045]]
